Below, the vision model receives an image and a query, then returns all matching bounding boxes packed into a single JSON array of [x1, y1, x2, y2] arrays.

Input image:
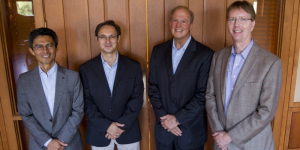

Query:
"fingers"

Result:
[[115, 122, 125, 127], [212, 132, 219, 136], [160, 114, 169, 120], [57, 140, 68, 147], [169, 127, 182, 136]]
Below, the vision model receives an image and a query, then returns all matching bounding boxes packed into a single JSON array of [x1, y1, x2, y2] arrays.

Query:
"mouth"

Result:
[[233, 30, 242, 33], [42, 55, 50, 58], [175, 29, 183, 32]]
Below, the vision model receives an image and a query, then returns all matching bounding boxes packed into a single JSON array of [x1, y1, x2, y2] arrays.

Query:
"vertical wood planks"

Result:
[[189, 0, 204, 43], [203, 0, 226, 51], [63, 0, 91, 71], [44, 0, 68, 68], [88, 0, 105, 58]]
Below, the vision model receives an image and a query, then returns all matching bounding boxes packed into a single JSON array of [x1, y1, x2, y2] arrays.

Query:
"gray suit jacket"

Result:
[[17, 64, 84, 150], [206, 42, 282, 150]]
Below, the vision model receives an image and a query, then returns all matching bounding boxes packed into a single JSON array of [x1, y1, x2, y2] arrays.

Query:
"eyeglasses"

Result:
[[34, 44, 55, 51], [227, 17, 252, 24], [97, 35, 117, 41]]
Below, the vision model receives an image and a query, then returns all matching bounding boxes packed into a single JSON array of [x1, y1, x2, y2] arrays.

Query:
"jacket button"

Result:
[[109, 109, 112, 111], [49, 119, 52, 122]]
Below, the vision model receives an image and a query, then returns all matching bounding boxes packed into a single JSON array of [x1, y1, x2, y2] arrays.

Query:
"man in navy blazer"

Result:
[[149, 6, 214, 150], [80, 20, 144, 150]]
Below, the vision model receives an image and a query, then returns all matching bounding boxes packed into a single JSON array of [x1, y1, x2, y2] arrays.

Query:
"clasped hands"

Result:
[[160, 114, 182, 136], [47, 139, 68, 150], [105, 122, 125, 140], [213, 131, 232, 150]]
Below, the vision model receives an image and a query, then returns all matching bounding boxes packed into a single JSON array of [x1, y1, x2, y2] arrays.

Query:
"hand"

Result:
[[213, 131, 232, 149], [169, 126, 182, 136], [106, 122, 125, 139], [160, 114, 179, 131], [105, 133, 118, 140], [47, 139, 67, 150]]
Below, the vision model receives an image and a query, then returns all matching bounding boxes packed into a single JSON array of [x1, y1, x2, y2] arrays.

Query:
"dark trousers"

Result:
[[156, 137, 204, 150]]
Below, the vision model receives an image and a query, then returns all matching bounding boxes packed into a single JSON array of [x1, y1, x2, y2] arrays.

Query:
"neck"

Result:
[[39, 62, 55, 73], [233, 39, 251, 54], [174, 36, 190, 49], [102, 51, 118, 67]]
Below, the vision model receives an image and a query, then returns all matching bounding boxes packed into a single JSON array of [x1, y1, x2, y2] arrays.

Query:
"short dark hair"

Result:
[[95, 20, 121, 38], [170, 6, 194, 23], [28, 27, 58, 50], [227, 1, 256, 21]]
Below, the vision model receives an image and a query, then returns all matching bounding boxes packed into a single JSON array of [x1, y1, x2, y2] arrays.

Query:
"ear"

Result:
[[251, 20, 255, 32], [117, 35, 121, 43], [169, 20, 172, 29], [189, 22, 194, 30], [29, 48, 35, 56]]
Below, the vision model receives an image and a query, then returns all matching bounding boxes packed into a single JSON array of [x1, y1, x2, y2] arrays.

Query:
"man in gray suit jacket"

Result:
[[17, 28, 84, 150], [206, 1, 282, 150]]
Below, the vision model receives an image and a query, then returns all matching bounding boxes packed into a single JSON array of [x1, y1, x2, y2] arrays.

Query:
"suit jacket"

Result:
[[206, 42, 282, 150], [149, 37, 214, 149], [17, 64, 84, 150], [79, 53, 144, 147]]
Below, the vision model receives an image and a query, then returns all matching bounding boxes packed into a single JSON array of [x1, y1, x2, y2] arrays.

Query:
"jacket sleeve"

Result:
[[205, 53, 226, 132], [17, 75, 51, 148], [57, 73, 84, 143], [149, 48, 168, 121], [117, 64, 144, 130], [80, 66, 112, 133]]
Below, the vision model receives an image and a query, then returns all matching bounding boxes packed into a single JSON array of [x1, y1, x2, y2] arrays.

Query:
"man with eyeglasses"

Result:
[[80, 20, 144, 150], [206, 1, 282, 150], [17, 27, 84, 150]]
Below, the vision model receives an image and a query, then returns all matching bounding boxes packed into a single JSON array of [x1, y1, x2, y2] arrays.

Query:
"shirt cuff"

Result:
[[44, 138, 52, 147]]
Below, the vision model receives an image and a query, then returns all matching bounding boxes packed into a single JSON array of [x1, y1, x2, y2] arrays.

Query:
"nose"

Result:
[[176, 21, 181, 27], [234, 19, 240, 26], [105, 37, 111, 43], [42, 46, 49, 53]]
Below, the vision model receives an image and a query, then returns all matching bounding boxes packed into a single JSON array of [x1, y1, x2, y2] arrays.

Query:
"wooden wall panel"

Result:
[[288, 112, 300, 149], [88, 0, 105, 58], [129, 0, 147, 70], [203, 0, 226, 51], [105, 0, 130, 56], [189, 0, 204, 43], [63, 0, 91, 71], [165, 0, 188, 41], [44, 0, 68, 68]]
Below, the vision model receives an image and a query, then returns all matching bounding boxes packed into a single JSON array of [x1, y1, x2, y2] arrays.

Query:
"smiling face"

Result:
[[97, 25, 120, 55], [29, 35, 57, 71], [169, 8, 193, 42], [228, 8, 255, 44]]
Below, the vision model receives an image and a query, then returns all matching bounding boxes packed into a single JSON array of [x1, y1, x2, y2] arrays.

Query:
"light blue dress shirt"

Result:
[[101, 52, 119, 95], [225, 39, 254, 116], [39, 63, 57, 147], [172, 35, 191, 74]]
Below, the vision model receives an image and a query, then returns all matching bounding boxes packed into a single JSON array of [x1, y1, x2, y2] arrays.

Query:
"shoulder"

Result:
[[193, 39, 215, 55], [152, 40, 172, 54], [18, 66, 38, 80], [79, 55, 100, 71], [256, 44, 280, 62], [119, 54, 141, 68]]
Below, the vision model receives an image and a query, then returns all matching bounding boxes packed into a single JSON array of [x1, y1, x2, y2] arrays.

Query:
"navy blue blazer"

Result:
[[149, 37, 214, 149], [80, 53, 144, 147]]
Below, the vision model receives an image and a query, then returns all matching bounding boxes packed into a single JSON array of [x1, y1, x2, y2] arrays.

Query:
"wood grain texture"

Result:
[[32, 0, 45, 28], [189, 0, 204, 43], [88, 0, 105, 58], [164, 0, 188, 41], [138, 107, 149, 150], [0, 98, 9, 150], [130, 0, 147, 70], [44, 0, 68, 68], [287, 111, 300, 149], [105, 0, 130, 56], [203, 0, 226, 51], [63, 0, 91, 71]]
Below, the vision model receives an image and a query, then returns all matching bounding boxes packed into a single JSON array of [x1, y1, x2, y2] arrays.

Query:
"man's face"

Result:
[[29, 35, 57, 67], [97, 25, 120, 54], [228, 9, 255, 43], [169, 8, 193, 41]]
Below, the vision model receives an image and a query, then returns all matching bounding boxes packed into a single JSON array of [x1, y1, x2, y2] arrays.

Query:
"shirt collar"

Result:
[[231, 39, 254, 59], [100, 51, 119, 67], [172, 35, 192, 50], [39, 62, 57, 75]]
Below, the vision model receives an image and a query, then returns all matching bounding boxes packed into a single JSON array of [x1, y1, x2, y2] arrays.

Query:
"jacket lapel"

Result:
[[171, 38, 195, 82], [221, 47, 232, 105], [92, 55, 111, 93], [30, 66, 52, 118], [113, 54, 127, 93], [53, 65, 67, 118], [229, 42, 260, 103], [164, 41, 173, 81]]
